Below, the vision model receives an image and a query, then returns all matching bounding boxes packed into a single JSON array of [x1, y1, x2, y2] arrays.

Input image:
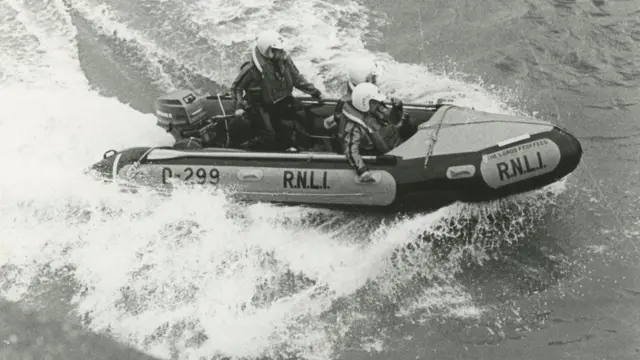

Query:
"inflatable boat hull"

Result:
[[89, 98, 582, 212]]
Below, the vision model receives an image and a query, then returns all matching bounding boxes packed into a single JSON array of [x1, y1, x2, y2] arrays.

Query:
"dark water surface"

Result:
[[361, 0, 640, 358]]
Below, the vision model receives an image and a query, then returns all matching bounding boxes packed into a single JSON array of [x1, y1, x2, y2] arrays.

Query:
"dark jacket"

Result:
[[230, 46, 321, 110], [338, 101, 403, 175], [328, 86, 353, 153]]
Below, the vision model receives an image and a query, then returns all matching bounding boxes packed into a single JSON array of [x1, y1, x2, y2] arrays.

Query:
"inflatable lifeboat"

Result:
[[88, 89, 583, 212]]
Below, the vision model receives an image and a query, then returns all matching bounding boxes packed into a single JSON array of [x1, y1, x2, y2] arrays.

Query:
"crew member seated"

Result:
[[338, 82, 407, 182], [229, 30, 324, 151], [328, 59, 413, 154], [333, 58, 380, 123], [286, 59, 379, 154]]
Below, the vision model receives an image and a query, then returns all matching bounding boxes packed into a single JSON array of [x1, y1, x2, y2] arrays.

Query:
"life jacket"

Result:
[[325, 88, 352, 131], [249, 46, 294, 105], [339, 101, 401, 154]]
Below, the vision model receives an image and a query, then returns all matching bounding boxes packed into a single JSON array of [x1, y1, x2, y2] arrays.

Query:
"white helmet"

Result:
[[256, 30, 285, 58], [351, 82, 386, 112], [347, 59, 378, 88]]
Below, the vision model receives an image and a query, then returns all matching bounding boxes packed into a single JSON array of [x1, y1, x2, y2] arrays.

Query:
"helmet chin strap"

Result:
[[268, 47, 285, 59]]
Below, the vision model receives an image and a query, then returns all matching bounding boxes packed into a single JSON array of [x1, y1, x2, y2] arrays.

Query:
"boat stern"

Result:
[[85, 147, 155, 181]]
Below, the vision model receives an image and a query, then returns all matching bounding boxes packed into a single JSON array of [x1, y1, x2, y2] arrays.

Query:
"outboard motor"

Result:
[[154, 89, 211, 143], [154, 89, 253, 149]]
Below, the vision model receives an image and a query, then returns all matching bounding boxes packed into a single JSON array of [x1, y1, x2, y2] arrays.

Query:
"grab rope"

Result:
[[423, 106, 453, 169], [217, 93, 230, 148], [123, 147, 158, 178]]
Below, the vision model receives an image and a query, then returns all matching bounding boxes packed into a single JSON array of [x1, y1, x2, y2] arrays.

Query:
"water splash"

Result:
[[1, 180, 565, 359]]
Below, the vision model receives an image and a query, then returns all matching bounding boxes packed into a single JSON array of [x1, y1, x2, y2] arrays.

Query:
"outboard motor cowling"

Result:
[[155, 89, 210, 142]]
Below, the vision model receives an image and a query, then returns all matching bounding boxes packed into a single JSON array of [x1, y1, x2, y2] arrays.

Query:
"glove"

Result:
[[235, 109, 245, 118], [358, 170, 376, 183], [390, 97, 403, 109], [312, 91, 324, 102], [323, 115, 336, 129]]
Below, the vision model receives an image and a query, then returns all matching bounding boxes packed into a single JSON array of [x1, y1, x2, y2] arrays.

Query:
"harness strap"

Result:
[[341, 108, 374, 133], [252, 47, 264, 76]]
